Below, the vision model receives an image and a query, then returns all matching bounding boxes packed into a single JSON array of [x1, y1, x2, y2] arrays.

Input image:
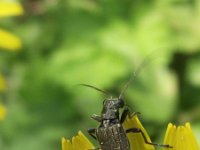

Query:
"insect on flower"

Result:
[[80, 57, 173, 150]]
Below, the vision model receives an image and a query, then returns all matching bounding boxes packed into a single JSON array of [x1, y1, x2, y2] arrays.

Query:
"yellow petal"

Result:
[[0, 104, 6, 121], [62, 138, 72, 150], [123, 115, 155, 150], [77, 131, 94, 150], [62, 131, 95, 150], [0, 1, 24, 17], [0, 29, 22, 51], [163, 123, 176, 148], [163, 122, 199, 150], [0, 74, 6, 92]]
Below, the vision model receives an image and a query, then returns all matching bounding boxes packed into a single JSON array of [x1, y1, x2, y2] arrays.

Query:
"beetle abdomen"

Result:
[[96, 124, 130, 150]]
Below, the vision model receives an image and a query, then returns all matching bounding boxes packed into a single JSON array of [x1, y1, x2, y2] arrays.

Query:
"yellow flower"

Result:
[[62, 131, 95, 150], [0, 1, 24, 17], [163, 122, 199, 150], [0, 0, 24, 51], [62, 115, 200, 150], [123, 115, 155, 150], [0, 104, 6, 121], [62, 115, 156, 150], [0, 74, 6, 92]]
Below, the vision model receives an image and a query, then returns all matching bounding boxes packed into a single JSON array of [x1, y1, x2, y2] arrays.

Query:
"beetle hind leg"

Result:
[[88, 148, 101, 150], [126, 128, 172, 148]]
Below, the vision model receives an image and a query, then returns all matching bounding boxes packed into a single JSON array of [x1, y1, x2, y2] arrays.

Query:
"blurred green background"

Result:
[[1, 0, 200, 149]]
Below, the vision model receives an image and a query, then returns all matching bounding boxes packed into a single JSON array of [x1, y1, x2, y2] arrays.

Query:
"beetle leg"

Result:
[[88, 128, 97, 140], [126, 128, 172, 148], [91, 114, 102, 122], [88, 148, 101, 150], [120, 106, 140, 124], [130, 111, 141, 118], [120, 107, 131, 123]]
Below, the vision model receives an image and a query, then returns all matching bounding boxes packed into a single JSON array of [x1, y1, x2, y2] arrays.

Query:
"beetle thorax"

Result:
[[101, 98, 124, 120]]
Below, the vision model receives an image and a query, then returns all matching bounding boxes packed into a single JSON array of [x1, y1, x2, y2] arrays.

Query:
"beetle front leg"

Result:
[[120, 107, 131, 124], [126, 128, 172, 148], [88, 128, 97, 140], [120, 106, 140, 124], [91, 114, 102, 122]]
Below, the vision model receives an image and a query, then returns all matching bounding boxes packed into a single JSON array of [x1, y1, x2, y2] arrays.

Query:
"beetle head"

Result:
[[101, 98, 124, 120]]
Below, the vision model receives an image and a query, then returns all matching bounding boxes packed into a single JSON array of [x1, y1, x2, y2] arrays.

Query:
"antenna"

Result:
[[79, 83, 110, 96], [118, 51, 160, 99]]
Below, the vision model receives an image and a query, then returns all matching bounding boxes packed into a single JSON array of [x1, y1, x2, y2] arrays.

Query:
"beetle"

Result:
[[81, 84, 172, 150], [80, 57, 173, 150]]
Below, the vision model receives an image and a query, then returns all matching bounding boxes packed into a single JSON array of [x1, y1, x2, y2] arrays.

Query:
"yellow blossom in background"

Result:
[[0, 0, 24, 51], [163, 122, 199, 150], [0, 1, 24, 17], [62, 131, 94, 150], [0, 104, 6, 121], [0, 29, 22, 50], [0, 74, 6, 92]]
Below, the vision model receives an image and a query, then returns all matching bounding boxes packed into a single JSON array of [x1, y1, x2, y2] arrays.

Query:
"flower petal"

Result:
[[0, 1, 24, 17], [163, 122, 199, 150], [0, 104, 6, 121], [123, 115, 155, 150], [62, 138, 72, 150], [0, 29, 22, 51], [62, 131, 95, 150], [0, 74, 6, 92]]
